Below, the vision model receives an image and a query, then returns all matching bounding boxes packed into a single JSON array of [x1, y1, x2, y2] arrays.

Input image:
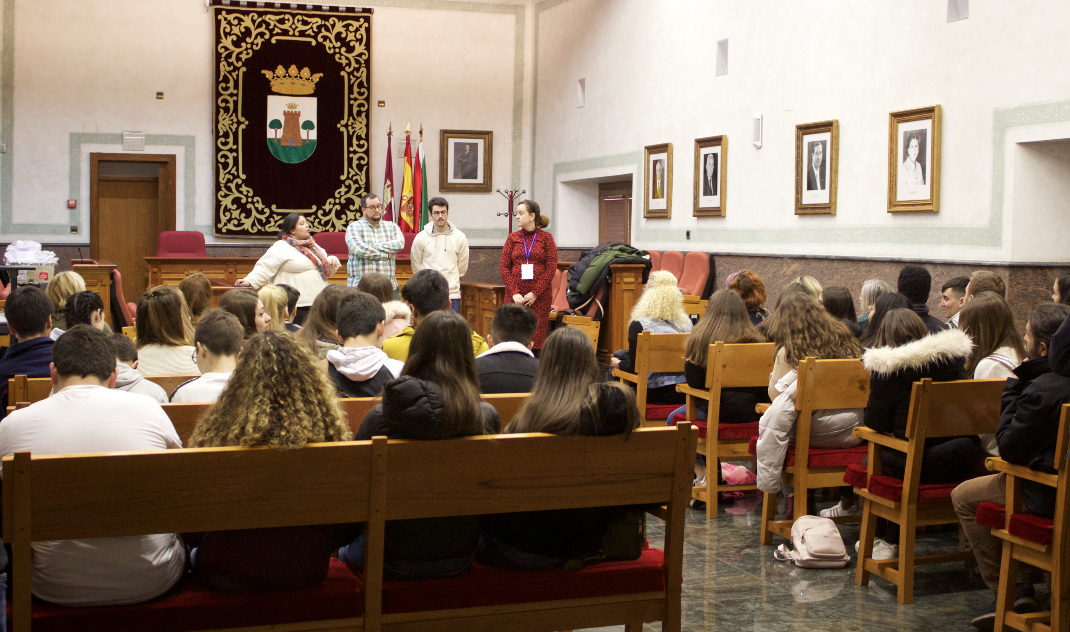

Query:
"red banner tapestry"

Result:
[[212, 2, 372, 237]]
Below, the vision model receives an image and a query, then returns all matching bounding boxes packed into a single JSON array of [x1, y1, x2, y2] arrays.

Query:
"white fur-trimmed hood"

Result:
[[863, 328, 973, 376]]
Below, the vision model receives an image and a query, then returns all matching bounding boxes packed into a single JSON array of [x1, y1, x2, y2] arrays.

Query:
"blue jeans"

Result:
[[667, 405, 707, 466], [338, 533, 474, 581], [450, 298, 460, 313]]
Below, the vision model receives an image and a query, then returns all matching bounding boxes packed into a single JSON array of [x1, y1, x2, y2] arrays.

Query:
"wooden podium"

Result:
[[71, 259, 117, 327]]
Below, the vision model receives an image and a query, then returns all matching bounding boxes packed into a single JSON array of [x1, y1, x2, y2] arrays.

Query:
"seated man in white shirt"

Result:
[[0, 325, 185, 606], [170, 309, 243, 403], [107, 333, 169, 403]]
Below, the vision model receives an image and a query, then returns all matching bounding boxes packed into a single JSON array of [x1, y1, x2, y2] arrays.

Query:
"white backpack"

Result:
[[773, 515, 851, 568]]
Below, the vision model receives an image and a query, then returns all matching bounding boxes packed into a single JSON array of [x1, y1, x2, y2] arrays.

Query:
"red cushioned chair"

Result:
[[110, 269, 138, 327], [678, 251, 710, 298], [659, 251, 684, 281], [852, 377, 1006, 604], [313, 231, 348, 257], [399, 232, 417, 257], [676, 342, 776, 517], [0, 279, 10, 300], [647, 250, 662, 272], [981, 403, 1069, 632], [156, 231, 206, 258], [612, 331, 689, 427], [757, 357, 871, 544], [549, 269, 602, 349]]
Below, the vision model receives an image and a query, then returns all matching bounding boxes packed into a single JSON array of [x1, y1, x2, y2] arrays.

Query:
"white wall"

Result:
[[1011, 140, 1070, 262], [531, 0, 1070, 262]]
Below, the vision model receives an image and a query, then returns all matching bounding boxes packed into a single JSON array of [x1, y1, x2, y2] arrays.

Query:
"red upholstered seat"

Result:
[[746, 437, 867, 468], [1009, 513, 1055, 546], [398, 232, 417, 257], [550, 269, 569, 313], [975, 501, 1006, 530], [157, 231, 206, 258], [678, 252, 710, 297], [313, 231, 348, 257], [688, 420, 759, 441], [376, 548, 665, 615], [646, 404, 679, 420], [13, 559, 363, 632], [659, 251, 684, 281], [843, 463, 868, 488], [866, 475, 960, 505], [647, 250, 661, 272]]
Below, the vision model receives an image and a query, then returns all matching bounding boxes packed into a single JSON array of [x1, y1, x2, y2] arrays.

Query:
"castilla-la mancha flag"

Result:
[[382, 126, 395, 222], [398, 124, 415, 232]]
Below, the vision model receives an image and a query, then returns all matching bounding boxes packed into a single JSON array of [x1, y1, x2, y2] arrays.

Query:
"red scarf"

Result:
[[285, 236, 330, 281]]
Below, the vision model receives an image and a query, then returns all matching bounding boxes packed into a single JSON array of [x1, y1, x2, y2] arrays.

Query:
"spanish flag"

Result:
[[398, 124, 415, 232]]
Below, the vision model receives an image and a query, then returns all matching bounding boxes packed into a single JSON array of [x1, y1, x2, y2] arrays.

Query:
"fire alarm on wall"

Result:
[[67, 199, 77, 209]]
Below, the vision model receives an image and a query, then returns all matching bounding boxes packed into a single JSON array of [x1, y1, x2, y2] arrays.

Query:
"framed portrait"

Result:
[[794, 120, 839, 215], [644, 143, 672, 219], [439, 129, 493, 193], [887, 105, 941, 213], [693, 135, 727, 217]]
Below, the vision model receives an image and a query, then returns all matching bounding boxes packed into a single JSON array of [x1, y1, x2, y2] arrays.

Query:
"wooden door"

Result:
[[90, 154, 177, 306], [599, 181, 632, 245]]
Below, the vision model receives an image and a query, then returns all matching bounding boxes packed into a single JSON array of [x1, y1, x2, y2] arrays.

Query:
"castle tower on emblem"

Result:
[[263, 65, 321, 164]]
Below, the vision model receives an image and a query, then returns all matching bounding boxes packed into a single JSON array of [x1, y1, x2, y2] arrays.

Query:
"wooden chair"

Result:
[[2, 441, 382, 632], [758, 357, 871, 544], [852, 378, 1005, 604], [613, 331, 690, 427], [682, 296, 707, 320], [676, 342, 775, 518], [144, 374, 199, 396], [0, 334, 9, 348], [482, 392, 530, 427], [122, 325, 136, 341], [984, 403, 1069, 632], [5, 374, 53, 413]]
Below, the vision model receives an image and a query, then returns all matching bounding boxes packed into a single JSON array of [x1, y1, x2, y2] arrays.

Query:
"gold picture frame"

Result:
[[887, 105, 941, 213], [794, 120, 838, 215], [693, 135, 727, 217], [439, 129, 493, 193], [644, 143, 672, 219]]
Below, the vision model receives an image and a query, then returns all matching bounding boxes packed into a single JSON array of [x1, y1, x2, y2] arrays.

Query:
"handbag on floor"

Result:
[[772, 515, 850, 568]]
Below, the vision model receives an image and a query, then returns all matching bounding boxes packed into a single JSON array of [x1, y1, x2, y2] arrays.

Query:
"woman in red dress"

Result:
[[500, 200, 557, 350]]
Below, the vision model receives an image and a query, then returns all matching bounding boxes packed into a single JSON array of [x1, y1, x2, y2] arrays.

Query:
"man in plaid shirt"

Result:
[[346, 194, 405, 291]]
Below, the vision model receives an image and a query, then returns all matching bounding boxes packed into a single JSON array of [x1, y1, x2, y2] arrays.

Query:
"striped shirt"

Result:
[[345, 218, 404, 288]]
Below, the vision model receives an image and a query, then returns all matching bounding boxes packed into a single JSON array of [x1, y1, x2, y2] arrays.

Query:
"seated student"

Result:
[[276, 283, 302, 332], [171, 309, 243, 403], [727, 269, 770, 326], [0, 325, 185, 605], [187, 331, 357, 591], [59, 290, 108, 335], [756, 293, 864, 503], [46, 271, 112, 333], [178, 273, 212, 327], [357, 272, 410, 339], [136, 286, 199, 376], [965, 269, 1007, 301], [858, 292, 912, 350], [383, 269, 488, 362], [792, 275, 823, 302], [258, 285, 289, 332], [862, 309, 982, 560], [475, 303, 540, 394], [609, 270, 692, 405], [821, 286, 862, 338], [857, 279, 891, 331], [295, 284, 362, 360], [1053, 274, 1070, 306], [0, 286, 55, 419], [339, 311, 498, 579], [479, 327, 640, 569], [952, 303, 1070, 629], [327, 292, 404, 398], [107, 334, 169, 403], [939, 275, 970, 328], [897, 265, 945, 334], [219, 288, 271, 340]]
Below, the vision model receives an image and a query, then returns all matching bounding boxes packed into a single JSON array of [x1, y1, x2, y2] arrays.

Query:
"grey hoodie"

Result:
[[114, 362, 169, 403]]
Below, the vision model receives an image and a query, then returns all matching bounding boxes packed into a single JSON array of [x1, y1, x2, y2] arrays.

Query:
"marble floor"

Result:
[[585, 491, 997, 632]]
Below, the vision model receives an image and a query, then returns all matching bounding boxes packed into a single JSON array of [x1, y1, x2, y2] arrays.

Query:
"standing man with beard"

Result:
[[409, 197, 469, 313], [346, 194, 405, 295]]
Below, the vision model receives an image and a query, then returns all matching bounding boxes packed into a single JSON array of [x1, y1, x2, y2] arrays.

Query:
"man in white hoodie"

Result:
[[328, 293, 405, 397], [409, 197, 469, 312]]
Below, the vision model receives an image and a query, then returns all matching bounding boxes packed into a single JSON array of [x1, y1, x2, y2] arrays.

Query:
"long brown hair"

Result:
[[508, 327, 639, 436], [871, 308, 928, 348], [763, 293, 861, 367], [959, 291, 1026, 375], [858, 292, 912, 348], [135, 285, 195, 348], [402, 311, 485, 437], [296, 284, 362, 351], [178, 273, 212, 325], [219, 288, 260, 339], [188, 331, 351, 448], [686, 290, 765, 366]]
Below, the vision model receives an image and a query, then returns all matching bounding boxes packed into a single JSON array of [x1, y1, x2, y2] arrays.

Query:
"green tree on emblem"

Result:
[[302, 120, 316, 141], [269, 119, 282, 140]]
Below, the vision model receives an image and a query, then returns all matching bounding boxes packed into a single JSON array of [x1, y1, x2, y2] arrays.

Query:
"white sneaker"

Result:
[[820, 504, 859, 518], [855, 538, 898, 560]]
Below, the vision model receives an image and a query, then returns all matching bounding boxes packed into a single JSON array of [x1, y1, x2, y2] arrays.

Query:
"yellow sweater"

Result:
[[383, 325, 488, 362]]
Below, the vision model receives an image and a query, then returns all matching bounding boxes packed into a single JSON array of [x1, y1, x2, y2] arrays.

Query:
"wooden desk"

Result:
[[600, 264, 645, 362], [146, 257, 413, 297], [72, 260, 117, 327], [460, 282, 505, 338]]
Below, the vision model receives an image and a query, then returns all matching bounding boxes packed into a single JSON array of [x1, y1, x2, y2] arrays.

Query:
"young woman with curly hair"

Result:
[[610, 270, 692, 405], [186, 330, 355, 591]]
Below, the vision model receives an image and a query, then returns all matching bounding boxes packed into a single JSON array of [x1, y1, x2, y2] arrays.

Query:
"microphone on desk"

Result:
[[76, 247, 84, 264]]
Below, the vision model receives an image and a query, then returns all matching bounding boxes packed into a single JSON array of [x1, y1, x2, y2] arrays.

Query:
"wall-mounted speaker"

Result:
[[752, 114, 762, 149], [715, 39, 728, 77]]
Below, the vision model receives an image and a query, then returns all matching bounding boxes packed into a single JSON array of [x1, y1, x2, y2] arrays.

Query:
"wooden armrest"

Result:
[[852, 427, 909, 452], [612, 369, 639, 384], [985, 458, 1059, 487], [676, 384, 710, 399], [755, 403, 770, 414]]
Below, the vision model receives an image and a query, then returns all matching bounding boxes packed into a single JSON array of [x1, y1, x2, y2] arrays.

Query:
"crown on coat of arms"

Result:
[[261, 65, 323, 95]]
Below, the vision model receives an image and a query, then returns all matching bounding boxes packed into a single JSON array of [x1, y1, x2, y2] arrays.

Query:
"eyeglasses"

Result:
[[431, 210, 448, 217], [363, 204, 383, 211]]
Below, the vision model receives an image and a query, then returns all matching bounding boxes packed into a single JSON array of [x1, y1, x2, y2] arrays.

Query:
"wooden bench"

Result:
[[3, 424, 697, 632], [6, 374, 199, 413], [613, 331, 689, 427]]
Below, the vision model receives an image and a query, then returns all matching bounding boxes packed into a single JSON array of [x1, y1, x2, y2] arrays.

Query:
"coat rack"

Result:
[[495, 187, 526, 233]]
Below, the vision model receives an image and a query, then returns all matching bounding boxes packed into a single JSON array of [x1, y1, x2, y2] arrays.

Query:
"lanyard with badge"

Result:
[[521, 232, 537, 281]]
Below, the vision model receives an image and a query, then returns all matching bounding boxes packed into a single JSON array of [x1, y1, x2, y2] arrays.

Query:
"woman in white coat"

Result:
[[236, 214, 340, 325]]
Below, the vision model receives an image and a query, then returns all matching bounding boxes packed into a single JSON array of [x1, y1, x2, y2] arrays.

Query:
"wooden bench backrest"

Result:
[[122, 326, 136, 341], [635, 331, 689, 375], [795, 357, 871, 412], [15, 374, 198, 403], [707, 342, 777, 389], [905, 378, 1005, 439], [560, 314, 600, 348], [144, 374, 198, 395], [6, 375, 52, 407]]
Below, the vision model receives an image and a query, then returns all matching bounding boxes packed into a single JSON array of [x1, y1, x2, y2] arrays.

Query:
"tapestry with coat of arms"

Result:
[[211, 2, 372, 237]]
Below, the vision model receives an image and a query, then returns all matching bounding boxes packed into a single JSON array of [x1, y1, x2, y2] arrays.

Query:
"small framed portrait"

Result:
[[693, 135, 727, 217], [794, 120, 839, 215], [644, 142, 672, 219], [439, 129, 493, 193], [887, 105, 941, 213]]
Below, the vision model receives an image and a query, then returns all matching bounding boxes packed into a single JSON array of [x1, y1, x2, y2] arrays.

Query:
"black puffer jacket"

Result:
[[996, 356, 1070, 517], [356, 376, 499, 562]]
